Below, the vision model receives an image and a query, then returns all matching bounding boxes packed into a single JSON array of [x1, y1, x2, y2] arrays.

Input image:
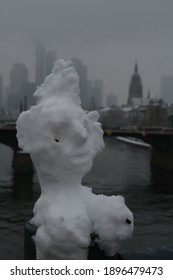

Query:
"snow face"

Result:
[[16, 59, 133, 259]]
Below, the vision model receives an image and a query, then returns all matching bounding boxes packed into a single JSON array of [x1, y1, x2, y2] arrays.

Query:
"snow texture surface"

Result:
[[16, 59, 133, 259]]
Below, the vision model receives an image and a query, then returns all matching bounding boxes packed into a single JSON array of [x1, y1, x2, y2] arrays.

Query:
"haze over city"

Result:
[[1, 0, 173, 104]]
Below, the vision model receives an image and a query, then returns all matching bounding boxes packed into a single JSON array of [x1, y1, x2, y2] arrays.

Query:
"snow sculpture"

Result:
[[16, 59, 133, 259]]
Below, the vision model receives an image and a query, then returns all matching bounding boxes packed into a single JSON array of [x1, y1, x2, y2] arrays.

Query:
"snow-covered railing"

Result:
[[17, 59, 133, 259]]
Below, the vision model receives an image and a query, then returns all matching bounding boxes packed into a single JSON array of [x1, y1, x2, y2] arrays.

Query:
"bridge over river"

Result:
[[0, 124, 33, 173], [0, 124, 18, 150], [104, 128, 173, 151], [104, 128, 173, 171], [1, 124, 173, 171]]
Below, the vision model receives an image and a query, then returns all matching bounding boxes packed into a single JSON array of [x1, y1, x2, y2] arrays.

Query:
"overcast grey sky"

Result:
[[1, 0, 173, 104]]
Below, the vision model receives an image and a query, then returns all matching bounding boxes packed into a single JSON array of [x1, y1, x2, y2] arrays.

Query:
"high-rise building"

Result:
[[89, 96, 97, 111], [10, 63, 28, 95], [8, 63, 28, 112], [107, 93, 117, 107], [71, 58, 89, 109], [160, 76, 173, 104], [0, 75, 3, 114], [35, 43, 46, 86], [92, 79, 103, 109], [88, 79, 104, 109], [45, 50, 57, 77], [36, 43, 57, 86], [25, 82, 37, 108], [128, 62, 143, 106]]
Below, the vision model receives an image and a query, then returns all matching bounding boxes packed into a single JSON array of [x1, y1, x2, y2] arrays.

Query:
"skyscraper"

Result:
[[128, 62, 143, 106], [92, 79, 103, 109], [107, 93, 117, 107], [8, 63, 28, 112], [35, 43, 46, 86], [71, 58, 89, 109], [45, 50, 57, 76], [0, 75, 3, 114], [160, 76, 173, 104], [35, 43, 57, 86]]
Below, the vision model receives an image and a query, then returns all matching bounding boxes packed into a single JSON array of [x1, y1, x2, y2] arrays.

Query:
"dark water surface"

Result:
[[0, 137, 173, 259]]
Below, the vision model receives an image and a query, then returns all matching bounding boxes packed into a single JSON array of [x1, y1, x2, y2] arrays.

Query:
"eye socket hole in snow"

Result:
[[125, 219, 132, 224], [55, 139, 59, 143]]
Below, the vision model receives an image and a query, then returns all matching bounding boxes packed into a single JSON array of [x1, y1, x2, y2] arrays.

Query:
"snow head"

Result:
[[16, 59, 133, 259]]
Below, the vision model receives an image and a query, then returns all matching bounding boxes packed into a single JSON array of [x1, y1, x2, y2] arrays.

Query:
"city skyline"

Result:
[[2, 50, 173, 111], [1, 0, 173, 105]]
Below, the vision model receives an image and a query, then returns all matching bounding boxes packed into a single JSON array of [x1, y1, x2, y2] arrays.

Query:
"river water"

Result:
[[0, 137, 173, 259]]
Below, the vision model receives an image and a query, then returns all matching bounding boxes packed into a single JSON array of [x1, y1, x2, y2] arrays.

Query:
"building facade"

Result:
[[36, 43, 57, 86], [45, 50, 57, 77], [8, 63, 28, 113], [160, 76, 173, 104], [71, 58, 89, 110], [0, 75, 3, 114], [88, 79, 103, 110], [107, 93, 117, 107]]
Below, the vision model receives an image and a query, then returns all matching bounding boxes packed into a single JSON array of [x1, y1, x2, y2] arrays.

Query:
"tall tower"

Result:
[[128, 62, 143, 106], [107, 93, 117, 107], [0, 75, 3, 113], [35, 43, 46, 86], [36, 44, 57, 86], [91, 79, 103, 109], [8, 63, 28, 112], [160, 76, 173, 104], [71, 58, 89, 109], [45, 50, 57, 77]]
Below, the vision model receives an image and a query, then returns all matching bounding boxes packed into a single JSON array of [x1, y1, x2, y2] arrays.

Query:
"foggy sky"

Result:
[[1, 0, 173, 105]]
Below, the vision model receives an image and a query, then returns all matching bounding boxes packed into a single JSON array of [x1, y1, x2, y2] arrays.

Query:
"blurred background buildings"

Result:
[[0, 45, 173, 130]]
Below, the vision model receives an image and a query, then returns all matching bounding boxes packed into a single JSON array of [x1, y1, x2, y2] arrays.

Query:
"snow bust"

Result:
[[17, 59, 133, 259]]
